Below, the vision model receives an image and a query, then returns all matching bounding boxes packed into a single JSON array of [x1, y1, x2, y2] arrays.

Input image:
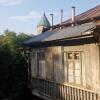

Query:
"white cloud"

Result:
[[0, 0, 24, 6], [10, 11, 42, 21]]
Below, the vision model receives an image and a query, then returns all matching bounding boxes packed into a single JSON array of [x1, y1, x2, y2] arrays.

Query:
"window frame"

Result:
[[35, 49, 46, 79], [64, 51, 82, 85]]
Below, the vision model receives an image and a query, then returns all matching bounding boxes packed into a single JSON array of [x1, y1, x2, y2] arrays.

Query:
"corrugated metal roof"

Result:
[[24, 22, 100, 45], [24, 5, 100, 46]]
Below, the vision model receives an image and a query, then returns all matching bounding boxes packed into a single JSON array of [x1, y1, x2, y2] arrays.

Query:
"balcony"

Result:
[[32, 77, 98, 100]]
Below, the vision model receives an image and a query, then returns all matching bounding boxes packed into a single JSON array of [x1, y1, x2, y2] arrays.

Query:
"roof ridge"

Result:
[[63, 5, 100, 24]]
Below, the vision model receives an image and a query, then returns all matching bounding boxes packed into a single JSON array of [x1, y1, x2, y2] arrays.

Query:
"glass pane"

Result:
[[39, 60, 46, 78], [68, 62, 74, 69], [75, 62, 80, 69], [74, 53, 80, 60], [75, 69, 80, 77], [37, 52, 40, 58], [75, 76, 81, 84], [69, 69, 74, 75], [69, 76, 74, 83], [41, 53, 45, 60], [39, 61, 42, 76], [41, 61, 46, 78], [67, 53, 73, 60]]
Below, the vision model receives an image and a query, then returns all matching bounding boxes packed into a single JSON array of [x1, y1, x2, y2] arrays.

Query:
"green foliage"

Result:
[[0, 30, 32, 99]]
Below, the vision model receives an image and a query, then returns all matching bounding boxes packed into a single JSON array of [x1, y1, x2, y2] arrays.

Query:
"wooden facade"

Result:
[[30, 42, 100, 100], [23, 5, 100, 100]]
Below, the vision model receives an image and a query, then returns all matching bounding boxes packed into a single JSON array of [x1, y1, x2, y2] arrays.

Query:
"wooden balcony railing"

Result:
[[32, 77, 98, 100]]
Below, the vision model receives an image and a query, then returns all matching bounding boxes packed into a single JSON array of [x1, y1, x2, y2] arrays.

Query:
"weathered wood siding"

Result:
[[30, 44, 100, 99], [46, 47, 54, 80], [64, 44, 100, 99], [83, 44, 100, 98], [31, 46, 64, 83], [46, 46, 64, 83], [31, 51, 37, 77]]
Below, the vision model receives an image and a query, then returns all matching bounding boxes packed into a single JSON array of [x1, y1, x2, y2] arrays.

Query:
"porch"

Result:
[[32, 77, 98, 100]]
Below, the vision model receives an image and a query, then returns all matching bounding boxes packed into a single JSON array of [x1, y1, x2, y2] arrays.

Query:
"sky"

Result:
[[0, 0, 99, 35]]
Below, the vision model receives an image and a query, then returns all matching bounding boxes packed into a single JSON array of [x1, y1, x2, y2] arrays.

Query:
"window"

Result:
[[65, 52, 82, 84], [37, 52, 46, 78]]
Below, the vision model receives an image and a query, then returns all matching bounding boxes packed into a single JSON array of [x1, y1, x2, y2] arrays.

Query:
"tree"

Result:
[[0, 29, 32, 99]]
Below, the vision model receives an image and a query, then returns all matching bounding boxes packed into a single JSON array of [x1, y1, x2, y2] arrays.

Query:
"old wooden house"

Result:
[[23, 5, 100, 100]]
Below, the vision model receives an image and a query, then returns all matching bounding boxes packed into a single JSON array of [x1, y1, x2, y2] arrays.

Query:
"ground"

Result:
[[32, 95, 44, 100]]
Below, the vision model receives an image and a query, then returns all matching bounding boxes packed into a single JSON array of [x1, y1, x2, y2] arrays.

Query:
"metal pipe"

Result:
[[50, 14, 53, 31], [72, 6, 76, 26], [60, 9, 63, 29]]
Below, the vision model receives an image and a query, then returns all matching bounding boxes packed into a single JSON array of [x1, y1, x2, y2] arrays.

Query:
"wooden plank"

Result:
[[67, 86, 70, 100], [96, 94, 98, 100], [72, 88, 74, 100], [64, 85, 67, 100], [83, 91, 86, 100], [57, 84, 60, 99], [80, 90, 82, 100], [74, 88, 77, 100], [94, 94, 97, 100], [70, 87, 72, 100], [90, 93, 93, 100], [61, 85, 63, 100], [77, 89, 80, 100], [32, 78, 99, 100], [64, 46, 83, 52], [86, 91, 89, 100]]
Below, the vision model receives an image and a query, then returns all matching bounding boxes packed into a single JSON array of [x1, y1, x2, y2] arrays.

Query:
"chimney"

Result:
[[72, 6, 76, 26], [50, 14, 53, 31], [60, 9, 63, 29]]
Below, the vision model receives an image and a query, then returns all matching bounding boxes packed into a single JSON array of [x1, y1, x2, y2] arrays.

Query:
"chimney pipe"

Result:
[[50, 14, 53, 31], [60, 9, 63, 29], [72, 6, 75, 26]]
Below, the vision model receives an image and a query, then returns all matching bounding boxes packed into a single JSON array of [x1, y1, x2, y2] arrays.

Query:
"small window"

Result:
[[74, 53, 80, 60], [67, 53, 73, 60]]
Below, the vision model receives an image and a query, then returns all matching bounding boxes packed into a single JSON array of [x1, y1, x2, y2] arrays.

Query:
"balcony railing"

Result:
[[32, 77, 98, 100]]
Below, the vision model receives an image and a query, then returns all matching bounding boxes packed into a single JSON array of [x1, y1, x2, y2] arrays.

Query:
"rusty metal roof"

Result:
[[24, 22, 100, 45], [63, 5, 100, 24]]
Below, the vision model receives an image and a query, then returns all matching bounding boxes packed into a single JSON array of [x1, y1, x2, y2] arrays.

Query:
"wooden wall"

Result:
[[64, 44, 100, 99], [31, 50, 37, 77], [30, 44, 100, 99], [30, 46, 64, 83], [83, 44, 100, 98], [46, 46, 64, 83]]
